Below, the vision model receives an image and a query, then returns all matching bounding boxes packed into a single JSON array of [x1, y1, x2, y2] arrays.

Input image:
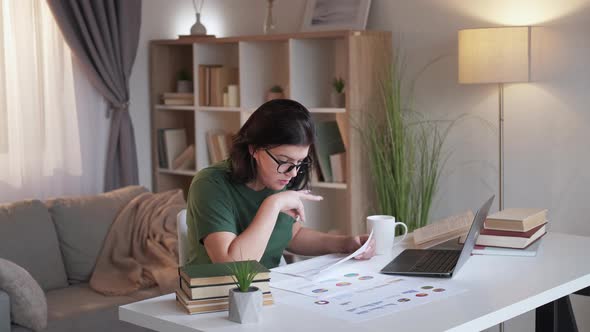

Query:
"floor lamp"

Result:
[[458, 26, 531, 211]]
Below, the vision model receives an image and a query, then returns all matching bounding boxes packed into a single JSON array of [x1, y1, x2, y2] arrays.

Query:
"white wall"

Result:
[[130, 1, 590, 330]]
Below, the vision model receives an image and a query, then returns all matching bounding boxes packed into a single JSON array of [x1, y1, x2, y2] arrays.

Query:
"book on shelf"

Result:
[[329, 152, 346, 183], [461, 222, 547, 249], [199, 64, 240, 106], [209, 66, 238, 106], [162, 92, 194, 100], [484, 208, 548, 232], [314, 121, 346, 183], [175, 288, 274, 315], [163, 98, 193, 106], [179, 260, 270, 287], [172, 144, 195, 170], [180, 278, 271, 300], [161, 92, 194, 106], [413, 210, 475, 246], [471, 238, 543, 257], [163, 128, 188, 169], [157, 128, 168, 168], [206, 130, 233, 164]]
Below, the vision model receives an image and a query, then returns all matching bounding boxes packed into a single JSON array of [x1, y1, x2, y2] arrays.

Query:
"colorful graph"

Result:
[[312, 288, 328, 293]]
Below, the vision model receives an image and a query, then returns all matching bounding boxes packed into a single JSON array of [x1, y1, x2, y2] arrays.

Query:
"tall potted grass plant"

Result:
[[363, 54, 456, 232]]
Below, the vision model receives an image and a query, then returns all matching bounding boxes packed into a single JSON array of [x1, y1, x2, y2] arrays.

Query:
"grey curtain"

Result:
[[47, 0, 142, 191]]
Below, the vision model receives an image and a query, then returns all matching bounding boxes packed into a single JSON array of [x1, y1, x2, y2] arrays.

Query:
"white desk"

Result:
[[119, 232, 590, 332]]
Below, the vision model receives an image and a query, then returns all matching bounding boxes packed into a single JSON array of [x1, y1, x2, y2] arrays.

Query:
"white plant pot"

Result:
[[177, 80, 193, 93], [228, 287, 263, 324], [330, 91, 345, 107]]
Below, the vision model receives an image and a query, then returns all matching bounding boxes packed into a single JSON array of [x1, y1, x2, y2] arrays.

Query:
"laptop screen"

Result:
[[453, 195, 495, 275]]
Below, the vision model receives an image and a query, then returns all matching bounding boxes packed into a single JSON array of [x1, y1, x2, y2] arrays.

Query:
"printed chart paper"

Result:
[[271, 271, 395, 298], [272, 231, 374, 279], [273, 273, 466, 322]]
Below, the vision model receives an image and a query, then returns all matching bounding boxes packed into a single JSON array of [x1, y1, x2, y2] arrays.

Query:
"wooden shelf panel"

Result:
[[309, 108, 346, 114], [197, 106, 245, 112], [311, 181, 347, 190], [195, 107, 345, 114], [155, 105, 195, 111], [158, 168, 196, 176], [152, 30, 357, 45]]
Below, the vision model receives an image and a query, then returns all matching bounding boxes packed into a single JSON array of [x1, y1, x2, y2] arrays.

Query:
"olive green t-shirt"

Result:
[[186, 161, 294, 269]]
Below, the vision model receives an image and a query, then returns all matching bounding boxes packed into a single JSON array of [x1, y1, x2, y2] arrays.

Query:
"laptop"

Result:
[[380, 195, 494, 278]]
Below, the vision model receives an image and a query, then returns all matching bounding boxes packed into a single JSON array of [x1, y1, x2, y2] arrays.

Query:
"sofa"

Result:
[[0, 186, 164, 332]]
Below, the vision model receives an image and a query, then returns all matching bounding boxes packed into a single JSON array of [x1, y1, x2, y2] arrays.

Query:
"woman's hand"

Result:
[[266, 190, 323, 222], [343, 234, 376, 260]]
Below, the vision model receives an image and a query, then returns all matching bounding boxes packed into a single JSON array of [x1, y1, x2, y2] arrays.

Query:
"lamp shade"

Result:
[[458, 27, 531, 84]]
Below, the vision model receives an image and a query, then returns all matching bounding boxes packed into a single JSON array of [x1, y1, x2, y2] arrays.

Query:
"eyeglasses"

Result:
[[264, 149, 311, 174]]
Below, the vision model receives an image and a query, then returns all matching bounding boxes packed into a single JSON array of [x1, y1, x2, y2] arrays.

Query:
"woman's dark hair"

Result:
[[229, 99, 315, 190]]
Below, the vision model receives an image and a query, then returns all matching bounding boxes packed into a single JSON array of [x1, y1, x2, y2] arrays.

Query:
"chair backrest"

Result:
[[177, 209, 190, 266]]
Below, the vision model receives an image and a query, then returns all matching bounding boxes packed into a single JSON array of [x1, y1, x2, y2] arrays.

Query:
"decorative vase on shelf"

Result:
[[228, 287, 263, 324], [263, 0, 276, 34], [190, 13, 207, 35]]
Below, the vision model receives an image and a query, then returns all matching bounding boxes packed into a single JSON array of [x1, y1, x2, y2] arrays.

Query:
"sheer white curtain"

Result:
[[0, 0, 108, 203]]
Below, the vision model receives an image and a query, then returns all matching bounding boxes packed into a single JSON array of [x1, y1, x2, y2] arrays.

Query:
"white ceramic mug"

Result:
[[366, 215, 408, 255]]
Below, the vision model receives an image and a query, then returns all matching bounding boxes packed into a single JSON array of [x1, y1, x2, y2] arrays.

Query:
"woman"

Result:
[[186, 99, 375, 268]]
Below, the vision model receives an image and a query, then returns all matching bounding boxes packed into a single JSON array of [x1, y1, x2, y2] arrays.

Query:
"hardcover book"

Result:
[[484, 208, 547, 232], [180, 278, 271, 300], [461, 223, 547, 249], [175, 288, 273, 314], [179, 261, 270, 287], [471, 238, 543, 257]]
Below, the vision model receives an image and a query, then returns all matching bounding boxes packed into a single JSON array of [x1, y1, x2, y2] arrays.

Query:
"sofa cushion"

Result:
[[45, 283, 135, 321], [45, 283, 160, 322], [46, 186, 148, 283], [0, 200, 68, 291], [0, 258, 47, 331], [43, 306, 153, 332], [11, 325, 31, 332]]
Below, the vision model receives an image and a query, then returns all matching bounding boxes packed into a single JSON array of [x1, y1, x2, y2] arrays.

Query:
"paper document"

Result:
[[271, 270, 397, 298], [272, 230, 374, 279], [275, 276, 466, 322]]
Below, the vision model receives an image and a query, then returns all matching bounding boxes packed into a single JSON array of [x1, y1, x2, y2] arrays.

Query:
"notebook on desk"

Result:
[[380, 195, 494, 278]]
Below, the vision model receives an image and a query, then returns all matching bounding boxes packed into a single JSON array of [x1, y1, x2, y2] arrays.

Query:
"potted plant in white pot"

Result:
[[176, 69, 193, 93], [266, 84, 284, 101], [331, 77, 345, 107], [227, 261, 263, 324]]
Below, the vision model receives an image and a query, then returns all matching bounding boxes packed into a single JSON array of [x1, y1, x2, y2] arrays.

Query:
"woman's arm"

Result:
[[287, 222, 375, 259], [287, 222, 348, 255], [204, 197, 280, 262], [204, 191, 323, 262]]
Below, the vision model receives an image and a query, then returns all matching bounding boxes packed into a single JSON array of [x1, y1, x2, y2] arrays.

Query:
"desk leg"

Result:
[[535, 296, 578, 332]]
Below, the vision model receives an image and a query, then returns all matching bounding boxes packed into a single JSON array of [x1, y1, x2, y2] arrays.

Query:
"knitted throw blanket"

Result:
[[90, 190, 185, 296]]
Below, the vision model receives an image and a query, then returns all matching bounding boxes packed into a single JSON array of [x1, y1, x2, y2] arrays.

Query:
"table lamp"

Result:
[[458, 26, 531, 211]]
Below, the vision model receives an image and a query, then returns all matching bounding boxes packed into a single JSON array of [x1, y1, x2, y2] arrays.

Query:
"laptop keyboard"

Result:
[[409, 250, 460, 273]]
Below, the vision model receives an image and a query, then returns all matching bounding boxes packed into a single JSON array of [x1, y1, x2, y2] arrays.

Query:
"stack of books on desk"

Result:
[[462, 208, 548, 256], [176, 261, 274, 314]]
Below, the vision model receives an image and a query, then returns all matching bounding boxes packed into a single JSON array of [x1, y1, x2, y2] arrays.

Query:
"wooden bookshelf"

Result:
[[150, 31, 392, 235]]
